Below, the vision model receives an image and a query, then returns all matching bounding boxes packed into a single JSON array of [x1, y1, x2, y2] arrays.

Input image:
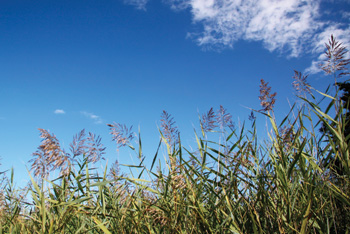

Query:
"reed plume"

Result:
[[292, 70, 311, 96], [29, 128, 63, 179], [259, 79, 277, 112], [321, 34, 350, 82], [108, 122, 134, 148], [160, 110, 179, 148]]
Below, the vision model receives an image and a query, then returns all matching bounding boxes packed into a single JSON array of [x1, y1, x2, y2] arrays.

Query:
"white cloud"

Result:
[[342, 11, 350, 19], [123, 0, 148, 10], [81, 111, 103, 124], [168, 0, 350, 72], [170, 0, 322, 56], [304, 60, 322, 74], [54, 109, 65, 114]]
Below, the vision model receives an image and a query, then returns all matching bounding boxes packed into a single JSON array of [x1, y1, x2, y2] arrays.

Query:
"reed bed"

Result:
[[0, 35, 349, 233]]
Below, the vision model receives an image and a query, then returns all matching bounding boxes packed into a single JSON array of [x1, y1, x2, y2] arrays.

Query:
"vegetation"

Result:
[[0, 35, 349, 233]]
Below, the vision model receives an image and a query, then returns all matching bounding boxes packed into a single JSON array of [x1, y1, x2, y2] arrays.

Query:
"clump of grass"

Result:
[[0, 35, 349, 233]]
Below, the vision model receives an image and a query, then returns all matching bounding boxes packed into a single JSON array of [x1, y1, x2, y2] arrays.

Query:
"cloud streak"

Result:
[[81, 111, 103, 124], [123, 0, 148, 10], [54, 109, 65, 114]]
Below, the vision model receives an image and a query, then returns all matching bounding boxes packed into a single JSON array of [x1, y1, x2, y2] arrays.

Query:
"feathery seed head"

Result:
[[259, 79, 277, 112], [108, 122, 135, 148]]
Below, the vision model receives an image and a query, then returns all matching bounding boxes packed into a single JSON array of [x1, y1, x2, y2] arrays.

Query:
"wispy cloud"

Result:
[[168, 0, 350, 70], [170, 0, 321, 56], [54, 109, 65, 114], [81, 111, 103, 124], [123, 0, 148, 10]]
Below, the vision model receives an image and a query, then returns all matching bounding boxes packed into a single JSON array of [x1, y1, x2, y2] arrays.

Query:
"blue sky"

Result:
[[1, 0, 350, 185]]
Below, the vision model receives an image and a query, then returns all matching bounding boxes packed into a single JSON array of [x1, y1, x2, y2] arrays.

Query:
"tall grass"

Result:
[[1, 35, 349, 233]]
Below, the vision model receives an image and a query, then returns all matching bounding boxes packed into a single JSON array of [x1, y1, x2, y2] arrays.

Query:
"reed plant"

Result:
[[0, 35, 349, 233]]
